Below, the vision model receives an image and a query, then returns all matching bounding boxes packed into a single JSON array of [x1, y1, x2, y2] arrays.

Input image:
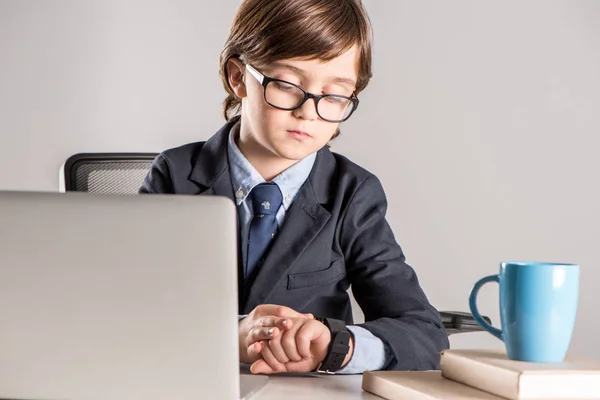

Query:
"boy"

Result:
[[140, 0, 449, 374]]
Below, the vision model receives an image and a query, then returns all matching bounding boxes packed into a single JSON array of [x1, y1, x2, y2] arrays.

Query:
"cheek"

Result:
[[315, 124, 340, 143], [243, 80, 269, 116], [245, 100, 288, 139], [245, 88, 265, 116], [259, 107, 289, 131]]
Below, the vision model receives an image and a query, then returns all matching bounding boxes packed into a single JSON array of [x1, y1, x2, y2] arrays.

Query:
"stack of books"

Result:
[[362, 349, 600, 399]]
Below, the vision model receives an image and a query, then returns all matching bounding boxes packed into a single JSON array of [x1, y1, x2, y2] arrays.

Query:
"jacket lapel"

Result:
[[242, 147, 336, 313], [188, 117, 238, 203], [188, 117, 244, 309]]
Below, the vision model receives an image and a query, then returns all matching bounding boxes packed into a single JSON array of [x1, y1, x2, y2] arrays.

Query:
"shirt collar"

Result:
[[227, 121, 316, 210]]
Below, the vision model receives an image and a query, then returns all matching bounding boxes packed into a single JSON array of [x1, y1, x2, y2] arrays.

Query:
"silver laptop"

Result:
[[0, 190, 267, 400]]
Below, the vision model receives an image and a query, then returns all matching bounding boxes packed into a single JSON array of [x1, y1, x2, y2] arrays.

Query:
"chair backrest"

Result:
[[61, 153, 158, 194]]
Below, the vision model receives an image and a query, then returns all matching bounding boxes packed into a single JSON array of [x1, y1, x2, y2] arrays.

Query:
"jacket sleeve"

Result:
[[340, 174, 449, 370], [139, 154, 175, 194]]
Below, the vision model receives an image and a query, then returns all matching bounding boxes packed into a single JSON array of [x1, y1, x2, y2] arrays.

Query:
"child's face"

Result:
[[231, 45, 359, 162]]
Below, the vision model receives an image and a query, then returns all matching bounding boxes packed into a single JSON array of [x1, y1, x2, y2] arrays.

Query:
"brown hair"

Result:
[[219, 0, 373, 138]]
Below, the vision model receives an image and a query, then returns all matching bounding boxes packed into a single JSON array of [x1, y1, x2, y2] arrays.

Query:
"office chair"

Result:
[[61, 152, 490, 334], [60, 153, 158, 194]]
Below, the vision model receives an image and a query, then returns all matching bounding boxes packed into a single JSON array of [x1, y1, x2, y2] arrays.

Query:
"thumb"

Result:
[[250, 359, 275, 375]]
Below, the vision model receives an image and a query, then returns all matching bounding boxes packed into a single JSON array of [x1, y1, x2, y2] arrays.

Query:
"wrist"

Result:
[[314, 316, 352, 373], [341, 333, 355, 368]]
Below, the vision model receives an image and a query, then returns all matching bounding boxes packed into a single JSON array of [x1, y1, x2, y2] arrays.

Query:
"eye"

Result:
[[323, 85, 354, 97], [274, 81, 297, 92], [324, 95, 350, 105]]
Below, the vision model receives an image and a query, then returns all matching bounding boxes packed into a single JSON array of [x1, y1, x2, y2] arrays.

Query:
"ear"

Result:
[[226, 58, 247, 99]]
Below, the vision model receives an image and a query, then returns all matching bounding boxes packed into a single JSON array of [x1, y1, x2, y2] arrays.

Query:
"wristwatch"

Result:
[[314, 316, 352, 373]]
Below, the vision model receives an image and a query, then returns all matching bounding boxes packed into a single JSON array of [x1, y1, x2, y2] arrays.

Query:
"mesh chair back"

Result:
[[63, 153, 157, 194]]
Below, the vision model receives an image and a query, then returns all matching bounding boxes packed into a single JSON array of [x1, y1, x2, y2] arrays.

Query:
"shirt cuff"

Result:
[[335, 325, 388, 374]]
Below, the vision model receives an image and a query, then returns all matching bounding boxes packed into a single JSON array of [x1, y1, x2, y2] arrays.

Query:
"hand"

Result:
[[249, 317, 345, 374], [238, 304, 313, 365]]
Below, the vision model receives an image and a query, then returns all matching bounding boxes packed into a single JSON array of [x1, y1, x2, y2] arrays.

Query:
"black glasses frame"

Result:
[[246, 63, 359, 123]]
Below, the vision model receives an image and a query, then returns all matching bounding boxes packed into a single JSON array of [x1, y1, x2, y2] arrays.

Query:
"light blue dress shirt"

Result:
[[227, 122, 388, 373]]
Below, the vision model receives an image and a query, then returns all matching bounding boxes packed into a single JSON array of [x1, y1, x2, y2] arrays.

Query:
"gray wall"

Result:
[[1, 1, 599, 358]]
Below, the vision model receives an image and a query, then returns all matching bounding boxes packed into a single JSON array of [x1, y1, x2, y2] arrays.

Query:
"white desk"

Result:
[[247, 373, 380, 400]]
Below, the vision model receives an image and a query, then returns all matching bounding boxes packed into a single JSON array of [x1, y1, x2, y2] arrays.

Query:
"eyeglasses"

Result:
[[245, 64, 359, 123]]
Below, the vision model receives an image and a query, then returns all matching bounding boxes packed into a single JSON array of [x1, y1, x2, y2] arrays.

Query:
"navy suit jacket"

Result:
[[139, 117, 450, 370]]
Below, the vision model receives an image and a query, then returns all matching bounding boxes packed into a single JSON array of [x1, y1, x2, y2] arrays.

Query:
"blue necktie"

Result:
[[246, 183, 283, 278]]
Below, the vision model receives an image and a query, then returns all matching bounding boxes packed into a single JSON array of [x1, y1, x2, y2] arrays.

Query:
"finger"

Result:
[[281, 328, 303, 362], [282, 358, 315, 373], [256, 316, 291, 331], [273, 307, 302, 318], [297, 320, 331, 366], [250, 359, 275, 375], [283, 323, 324, 373], [256, 304, 306, 319], [258, 341, 286, 373], [246, 326, 279, 347], [247, 341, 263, 360], [296, 321, 320, 360], [304, 313, 314, 319], [254, 304, 294, 317], [266, 331, 290, 364]]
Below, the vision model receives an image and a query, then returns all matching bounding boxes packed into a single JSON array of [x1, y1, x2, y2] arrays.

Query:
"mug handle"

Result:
[[469, 274, 503, 341]]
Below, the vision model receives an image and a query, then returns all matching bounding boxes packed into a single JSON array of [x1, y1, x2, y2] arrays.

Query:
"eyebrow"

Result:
[[271, 62, 357, 88]]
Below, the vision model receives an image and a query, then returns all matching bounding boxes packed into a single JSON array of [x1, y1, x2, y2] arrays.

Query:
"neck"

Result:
[[237, 130, 297, 182]]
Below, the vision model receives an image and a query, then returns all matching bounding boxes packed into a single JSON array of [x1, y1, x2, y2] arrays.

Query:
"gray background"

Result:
[[1, 1, 599, 358]]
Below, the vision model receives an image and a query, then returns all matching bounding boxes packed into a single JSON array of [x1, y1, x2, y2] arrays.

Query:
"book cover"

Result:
[[362, 370, 505, 400], [439, 349, 600, 400]]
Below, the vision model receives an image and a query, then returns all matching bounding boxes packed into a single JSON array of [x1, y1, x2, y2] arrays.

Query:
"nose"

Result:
[[293, 96, 318, 121]]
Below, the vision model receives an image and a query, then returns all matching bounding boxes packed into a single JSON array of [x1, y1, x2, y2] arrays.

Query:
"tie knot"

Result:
[[249, 183, 282, 215]]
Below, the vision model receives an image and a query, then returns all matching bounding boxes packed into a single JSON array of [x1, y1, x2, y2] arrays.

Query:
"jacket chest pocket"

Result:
[[287, 260, 345, 290]]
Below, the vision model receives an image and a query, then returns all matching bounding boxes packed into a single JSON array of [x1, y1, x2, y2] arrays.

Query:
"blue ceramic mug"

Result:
[[469, 261, 579, 362]]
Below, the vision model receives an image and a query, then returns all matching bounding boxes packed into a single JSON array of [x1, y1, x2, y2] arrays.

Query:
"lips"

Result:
[[287, 130, 311, 138]]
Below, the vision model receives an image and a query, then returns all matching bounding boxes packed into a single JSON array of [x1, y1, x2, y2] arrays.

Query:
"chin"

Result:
[[272, 145, 314, 161]]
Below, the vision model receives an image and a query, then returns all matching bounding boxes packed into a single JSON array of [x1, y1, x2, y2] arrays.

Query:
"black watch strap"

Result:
[[315, 316, 351, 373]]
